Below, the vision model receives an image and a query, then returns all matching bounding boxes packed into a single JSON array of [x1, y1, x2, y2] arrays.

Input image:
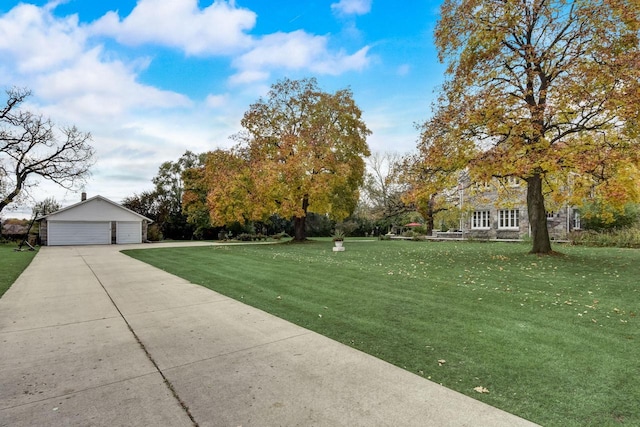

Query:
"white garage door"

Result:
[[48, 221, 111, 246], [116, 221, 142, 244]]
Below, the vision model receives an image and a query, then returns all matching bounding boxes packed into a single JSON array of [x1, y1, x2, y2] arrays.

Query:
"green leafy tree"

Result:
[[181, 158, 216, 239], [125, 151, 206, 240], [151, 151, 206, 239], [122, 190, 160, 221], [33, 197, 61, 216], [206, 78, 371, 241], [580, 202, 639, 231], [419, 0, 640, 254]]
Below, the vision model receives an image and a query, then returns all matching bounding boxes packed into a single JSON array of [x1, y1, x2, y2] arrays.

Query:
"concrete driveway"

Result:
[[0, 243, 539, 426]]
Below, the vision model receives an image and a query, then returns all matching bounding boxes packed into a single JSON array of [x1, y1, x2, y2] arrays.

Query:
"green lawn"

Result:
[[0, 244, 38, 297], [123, 240, 639, 426]]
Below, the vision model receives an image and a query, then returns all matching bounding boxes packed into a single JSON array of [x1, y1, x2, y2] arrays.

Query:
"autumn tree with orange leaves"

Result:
[[412, 0, 640, 254], [198, 78, 371, 241]]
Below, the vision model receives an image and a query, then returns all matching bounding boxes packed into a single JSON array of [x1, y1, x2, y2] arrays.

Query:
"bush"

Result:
[[237, 233, 253, 241], [413, 226, 427, 235], [580, 202, 639, 231], [147, 224, 163, 241], [569, 228, 640, 248]]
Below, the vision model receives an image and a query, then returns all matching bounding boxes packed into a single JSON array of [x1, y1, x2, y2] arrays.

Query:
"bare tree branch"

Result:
[[0, 88, 95, 212]]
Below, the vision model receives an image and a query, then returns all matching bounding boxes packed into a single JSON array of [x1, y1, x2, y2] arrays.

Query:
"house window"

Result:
[[506, 176, 521, 187], [573, 211, 581, 230], [498, 209, 520, 229], [474, 181, 491, 191], [472, 211, 491, 229], [546, 211, 555, 219]]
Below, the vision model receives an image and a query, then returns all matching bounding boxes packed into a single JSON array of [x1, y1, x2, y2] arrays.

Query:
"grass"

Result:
[[0, 243, 38, 298], [123, 240, 640, 426]]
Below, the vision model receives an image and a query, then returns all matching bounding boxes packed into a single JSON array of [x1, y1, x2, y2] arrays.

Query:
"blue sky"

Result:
[[1, 0, 445, 217]]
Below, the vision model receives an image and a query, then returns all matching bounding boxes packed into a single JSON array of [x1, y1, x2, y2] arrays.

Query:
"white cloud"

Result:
[[205, 93, 229, 109], [0, 1, 376, 217], [331, 0, 372, 16], [228, 69, 271, 86], [90, 0, 256, 55], [397, 64, 411, 76], [231, 30, 371, 83], [32, 47, 191, 125], [0, 3, 86, 73]]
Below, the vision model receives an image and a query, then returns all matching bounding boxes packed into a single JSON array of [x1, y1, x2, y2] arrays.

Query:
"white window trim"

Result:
[[471, 210, 491, 229], [573, 211, 581, 230], [498, 209, 520, 229], [506, 176, 521, 187]]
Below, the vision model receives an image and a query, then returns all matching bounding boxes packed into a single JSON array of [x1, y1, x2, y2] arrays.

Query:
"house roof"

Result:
[[37, 195, 153, 223]]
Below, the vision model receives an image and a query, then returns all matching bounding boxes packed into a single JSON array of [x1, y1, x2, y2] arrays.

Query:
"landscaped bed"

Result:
[[123, 240, 639, 426]]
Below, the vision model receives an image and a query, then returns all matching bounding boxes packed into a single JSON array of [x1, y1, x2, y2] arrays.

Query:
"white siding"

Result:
[[116, 221, 141, 244], [48, 198, 143, 222], [48, 221, 111, 246]]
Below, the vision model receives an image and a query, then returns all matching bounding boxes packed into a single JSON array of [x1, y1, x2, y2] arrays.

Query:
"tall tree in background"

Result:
[[361, 152, 409, 221], [0, 87, 94, 213], [400, 146, 465, 236], [421, 0, 640, 254], [33, 196, 61, 216], [181, 153, 216, 238], [152, 150, 205, 239], [124, 151, 205, 240], [122, 190, 160, 223], [208, 78, 371, 241]]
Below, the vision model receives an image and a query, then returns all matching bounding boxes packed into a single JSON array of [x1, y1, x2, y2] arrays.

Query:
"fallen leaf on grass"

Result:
[[437, 359, 446, 366], [473, 386, 489, 394]]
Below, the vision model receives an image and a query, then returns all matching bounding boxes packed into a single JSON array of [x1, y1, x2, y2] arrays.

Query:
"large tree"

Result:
[[1, 88, 94, 213], [124, 150, 205, 240], [152, 150, 205, 239], [361, 152, 410, 221], [207, 78, 371, 241], [421, 0, 640, 253]]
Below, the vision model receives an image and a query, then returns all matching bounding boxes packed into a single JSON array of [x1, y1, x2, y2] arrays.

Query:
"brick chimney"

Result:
[[81, 192, 87, 201]]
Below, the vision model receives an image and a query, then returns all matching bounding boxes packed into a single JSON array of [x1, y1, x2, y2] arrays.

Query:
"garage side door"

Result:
[[48, 221, 111, 246], [116, 221, 142, 244]]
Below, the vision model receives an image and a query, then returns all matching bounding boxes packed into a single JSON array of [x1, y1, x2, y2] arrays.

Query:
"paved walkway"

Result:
[[0, 243, 539, 426]]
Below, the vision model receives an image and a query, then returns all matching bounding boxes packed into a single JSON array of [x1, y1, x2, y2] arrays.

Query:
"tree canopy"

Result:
[[33, 197, 61, 217], [1, 88, 94, 213], [123, 150, 205, 240], [200, 78, 371, 241], [414, 0, 640, 253]]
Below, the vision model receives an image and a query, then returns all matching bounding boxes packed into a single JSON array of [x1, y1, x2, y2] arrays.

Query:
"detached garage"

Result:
[[39, 195, 152, 246]]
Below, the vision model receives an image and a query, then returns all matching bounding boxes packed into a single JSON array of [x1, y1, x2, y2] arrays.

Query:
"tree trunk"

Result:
[[293, 195, 309, 241], [526, 174, 552, 254], [0, 182, 23, 214], [293, 216, 306, 241], [425, 194, 436, 236]]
